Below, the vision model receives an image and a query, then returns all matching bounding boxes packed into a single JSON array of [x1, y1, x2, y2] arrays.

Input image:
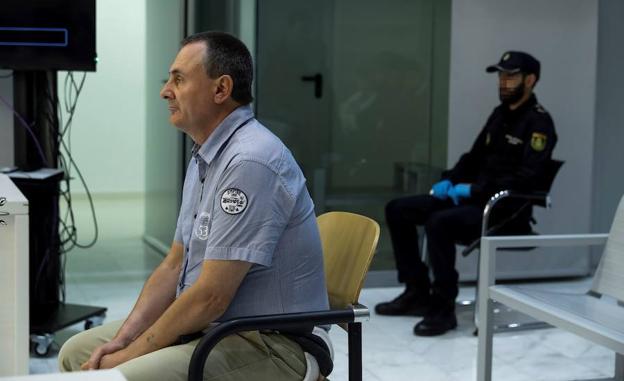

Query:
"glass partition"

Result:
[[255, 0, 450, 272], [144, 0, 185, 252]]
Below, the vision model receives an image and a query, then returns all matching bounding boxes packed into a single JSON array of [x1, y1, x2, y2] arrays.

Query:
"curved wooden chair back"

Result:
[[317, 211, 380, 310]]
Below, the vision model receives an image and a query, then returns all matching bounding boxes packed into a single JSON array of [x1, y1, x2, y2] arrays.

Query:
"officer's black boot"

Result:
[[413, 294, 457, 336], [374, 284, 431, 316]]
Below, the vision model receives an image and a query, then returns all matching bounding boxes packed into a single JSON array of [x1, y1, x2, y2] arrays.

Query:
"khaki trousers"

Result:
[[58, 320, 307, 381]]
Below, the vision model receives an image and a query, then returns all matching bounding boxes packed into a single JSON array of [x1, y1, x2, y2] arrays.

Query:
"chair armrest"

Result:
[[188, 305, 369, 381], [462, 190, 551, 257], [497, 190, 550, 202], [481, 233, 609, 251], [478, 234, 608, 296], [487, 190, 551, 209]]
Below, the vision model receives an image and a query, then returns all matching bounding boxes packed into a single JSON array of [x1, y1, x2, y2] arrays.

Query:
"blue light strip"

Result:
[[0, 27, 68, 47]]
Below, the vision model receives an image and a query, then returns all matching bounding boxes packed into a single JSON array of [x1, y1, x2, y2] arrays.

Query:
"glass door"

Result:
[[256, 0, 333, 206], [144, 0, 186, 252], [255, 0, 450, 274]]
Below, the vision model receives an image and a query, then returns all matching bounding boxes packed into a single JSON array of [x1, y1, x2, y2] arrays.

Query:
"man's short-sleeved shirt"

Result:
[[173, 105, 329, 320]]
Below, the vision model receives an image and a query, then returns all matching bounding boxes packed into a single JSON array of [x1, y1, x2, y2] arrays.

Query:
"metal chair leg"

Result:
[[472, 248, 551, 333], [476, 238, 495, 381], [615, 352, 624, 381], [348, 322, 362, 381]]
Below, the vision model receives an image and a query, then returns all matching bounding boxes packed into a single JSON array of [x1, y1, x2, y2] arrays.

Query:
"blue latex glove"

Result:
[[448, 183, 471, 205], [430, 180, 453, 200]]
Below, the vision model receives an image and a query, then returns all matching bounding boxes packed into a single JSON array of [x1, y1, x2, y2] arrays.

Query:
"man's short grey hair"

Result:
[[181, 31, 253, 105]]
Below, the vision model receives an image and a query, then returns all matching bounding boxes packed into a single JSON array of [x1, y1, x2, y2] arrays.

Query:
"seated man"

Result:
[[59, 31, 329, 381], [375, 51, 557, 336]]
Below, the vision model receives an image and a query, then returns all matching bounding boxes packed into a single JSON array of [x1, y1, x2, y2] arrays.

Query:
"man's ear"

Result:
[[525, 73, 537, 89], [214, 75, 234, 104]]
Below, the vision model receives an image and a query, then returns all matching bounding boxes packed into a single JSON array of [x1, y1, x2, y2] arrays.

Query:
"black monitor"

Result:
[[0, 0, 96, 72]]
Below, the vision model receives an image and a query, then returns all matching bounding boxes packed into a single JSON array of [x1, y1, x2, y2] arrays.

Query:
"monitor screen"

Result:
[[0, 0, 96, 71]]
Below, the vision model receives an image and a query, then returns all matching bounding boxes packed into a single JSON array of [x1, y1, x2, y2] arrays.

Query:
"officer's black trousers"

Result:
[[385, 195, 482, 302]]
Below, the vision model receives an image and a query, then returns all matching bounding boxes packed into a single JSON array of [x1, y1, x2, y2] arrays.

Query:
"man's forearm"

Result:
[[113, 243, 183, 344], [113, 260, 251, 363], [123, 281, 226, 358]]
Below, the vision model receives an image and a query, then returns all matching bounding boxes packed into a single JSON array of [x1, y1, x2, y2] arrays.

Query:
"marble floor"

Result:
[[28, 196, 615, 380]]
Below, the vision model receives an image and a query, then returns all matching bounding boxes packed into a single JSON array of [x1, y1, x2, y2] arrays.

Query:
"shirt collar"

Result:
[[193, 105, 254, 166], [504, 93, 538, 116]]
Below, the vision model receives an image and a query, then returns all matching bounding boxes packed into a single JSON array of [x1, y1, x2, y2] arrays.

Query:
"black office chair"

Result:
[[461, 158, 565, 257], [463, 159, 564, 333], [422, 159, 564, 332]]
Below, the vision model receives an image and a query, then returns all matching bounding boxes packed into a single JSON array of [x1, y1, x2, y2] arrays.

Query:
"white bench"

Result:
[[477, 196, 624, 381]]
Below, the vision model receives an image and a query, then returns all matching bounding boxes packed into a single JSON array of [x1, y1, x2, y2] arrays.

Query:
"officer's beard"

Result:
[[499, 82, 526, 106]]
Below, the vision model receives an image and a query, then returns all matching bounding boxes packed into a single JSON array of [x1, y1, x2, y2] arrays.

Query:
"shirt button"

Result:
[[200, 177, 205, 183], [186, 247, 189, 252], [194, 213, 197, 219]]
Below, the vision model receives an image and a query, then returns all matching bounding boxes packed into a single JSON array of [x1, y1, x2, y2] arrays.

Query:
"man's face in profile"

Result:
[[498, 71, 526, 105], [160, 42, 215, 132]]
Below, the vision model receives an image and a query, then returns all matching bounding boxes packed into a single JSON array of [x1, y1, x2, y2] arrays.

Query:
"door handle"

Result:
[[301, 73, 323, 99]]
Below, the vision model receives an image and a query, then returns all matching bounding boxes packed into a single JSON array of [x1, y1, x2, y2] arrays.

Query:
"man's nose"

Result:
[[499, 78, 515, 86], [160, 82, 173, 99]]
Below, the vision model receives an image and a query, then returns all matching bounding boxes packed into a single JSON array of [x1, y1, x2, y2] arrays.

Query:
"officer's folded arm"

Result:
[[98, 259, 252, 369]]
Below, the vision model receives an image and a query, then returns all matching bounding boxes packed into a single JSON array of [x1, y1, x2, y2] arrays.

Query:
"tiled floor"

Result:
[[28, 196, 615, 380]]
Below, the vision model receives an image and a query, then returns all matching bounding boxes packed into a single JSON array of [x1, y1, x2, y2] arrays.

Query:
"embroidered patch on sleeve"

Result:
[[220, 188, 248, 215], [530, 132, 547, 152], [195, 212, 211, 240]]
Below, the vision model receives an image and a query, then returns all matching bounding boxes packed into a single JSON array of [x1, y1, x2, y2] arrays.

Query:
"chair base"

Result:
[[457, 299, 551, 333], [489, 302, 552, 332]]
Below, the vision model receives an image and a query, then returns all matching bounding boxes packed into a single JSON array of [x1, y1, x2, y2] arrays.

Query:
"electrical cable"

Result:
[[58, 71, 98, 249], [0, 95, 50, 167], [2, 70, 97, 306], [39, 71, 98, 303]]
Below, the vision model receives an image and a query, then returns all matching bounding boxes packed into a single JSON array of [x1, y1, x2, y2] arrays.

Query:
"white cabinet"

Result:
[[0, 174, 29, 376]]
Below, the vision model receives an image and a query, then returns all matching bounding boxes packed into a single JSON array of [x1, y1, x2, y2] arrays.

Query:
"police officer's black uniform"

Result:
[[376, 51, 557, 336]]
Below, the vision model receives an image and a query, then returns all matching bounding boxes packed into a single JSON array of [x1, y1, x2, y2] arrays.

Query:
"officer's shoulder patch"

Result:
[[530, 132, 547, 152], [534, 104, 548, 114], [220, 188, 248, 215]]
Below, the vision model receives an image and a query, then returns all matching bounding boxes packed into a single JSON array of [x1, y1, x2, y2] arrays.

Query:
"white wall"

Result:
[[593, 0, 624, 232], [0, 71, 13, 168], [449, 0, 598, 237], [59, 0, 146, 194], [591, 0, 624, 266], [0, 1, 146, 194]]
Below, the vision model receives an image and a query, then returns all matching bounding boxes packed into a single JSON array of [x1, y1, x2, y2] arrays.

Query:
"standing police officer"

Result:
[[375, 51, 557, 336]]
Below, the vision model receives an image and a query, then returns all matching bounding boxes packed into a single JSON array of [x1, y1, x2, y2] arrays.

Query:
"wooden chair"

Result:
[[187, 211, 380, 381]]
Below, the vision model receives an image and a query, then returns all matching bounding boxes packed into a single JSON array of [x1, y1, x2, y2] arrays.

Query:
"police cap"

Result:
[[486, 51, 541, 81]]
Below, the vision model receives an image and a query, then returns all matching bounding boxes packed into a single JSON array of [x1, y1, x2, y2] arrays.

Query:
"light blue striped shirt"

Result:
[[173, 105, 329, 320]]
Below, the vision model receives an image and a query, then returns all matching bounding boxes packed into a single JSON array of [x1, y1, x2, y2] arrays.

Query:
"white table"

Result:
[[0, 174, 29, 376], [0, 370, 126, 381]]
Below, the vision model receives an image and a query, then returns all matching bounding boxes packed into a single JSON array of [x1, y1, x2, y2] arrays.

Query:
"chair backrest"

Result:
[[591, 195, 624, 302], [317, 211, 380, 310]]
